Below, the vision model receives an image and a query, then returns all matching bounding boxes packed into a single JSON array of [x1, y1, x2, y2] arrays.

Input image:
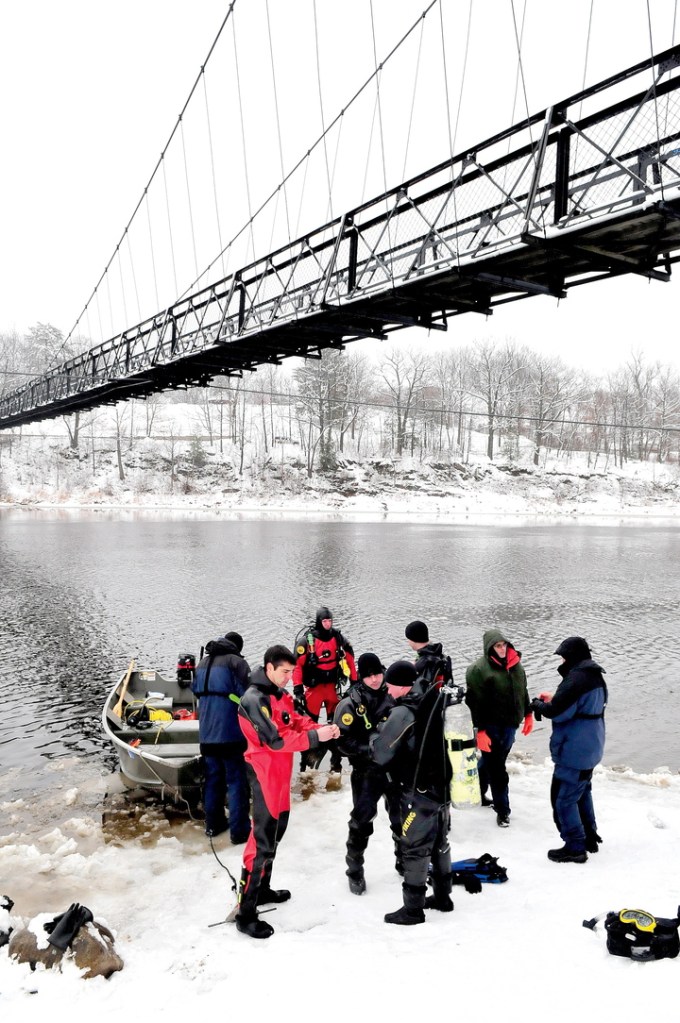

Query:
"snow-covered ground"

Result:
[[2, 403, 679, 520], [1, 759, 679, 1019]]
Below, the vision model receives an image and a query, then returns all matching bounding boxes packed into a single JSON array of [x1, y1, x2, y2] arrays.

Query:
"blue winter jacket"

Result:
[[533, 656, 607, 770], [191, 637, 250, 747]]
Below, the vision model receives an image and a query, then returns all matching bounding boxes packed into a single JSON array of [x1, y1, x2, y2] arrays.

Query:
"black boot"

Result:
[[235, 868, 275, 939], [385, 883, 426, 925], [257, 862, 291, 905], [345, 835, 367, 894], [347, 869, 366, 895], [235, 912, 274, 939], [547, 844, 587, 863], [425, 874, 454, 913]]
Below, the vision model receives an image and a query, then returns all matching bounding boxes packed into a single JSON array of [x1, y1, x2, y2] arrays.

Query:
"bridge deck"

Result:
[[3, 45, 680, 429]]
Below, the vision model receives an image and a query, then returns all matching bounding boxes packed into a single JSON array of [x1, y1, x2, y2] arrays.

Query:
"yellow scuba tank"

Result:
[[444, 689, 481, 808]]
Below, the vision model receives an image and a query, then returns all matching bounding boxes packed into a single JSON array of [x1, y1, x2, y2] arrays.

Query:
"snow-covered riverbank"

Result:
[[1, 761, 679, 1020], [2, 447, 680, 521]]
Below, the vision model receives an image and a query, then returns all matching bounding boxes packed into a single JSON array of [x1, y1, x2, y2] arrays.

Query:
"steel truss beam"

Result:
[[4, 45, 680, 428]]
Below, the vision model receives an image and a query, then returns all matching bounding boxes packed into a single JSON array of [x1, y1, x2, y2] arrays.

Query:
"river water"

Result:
[[1, 510, 678, 825]]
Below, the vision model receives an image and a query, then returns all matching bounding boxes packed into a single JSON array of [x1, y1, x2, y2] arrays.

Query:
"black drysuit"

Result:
[[370, 681, 452, 909], [334, 680, 401, 876]]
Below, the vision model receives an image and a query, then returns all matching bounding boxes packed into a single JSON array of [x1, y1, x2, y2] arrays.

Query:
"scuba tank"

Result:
[[444, 686, 481, 809]]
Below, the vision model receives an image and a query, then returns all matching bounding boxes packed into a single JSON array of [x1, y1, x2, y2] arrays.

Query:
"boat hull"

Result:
[[103, 666, 202, 805]]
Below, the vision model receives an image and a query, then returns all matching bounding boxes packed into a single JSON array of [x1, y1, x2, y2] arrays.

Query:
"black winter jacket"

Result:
[[334, 681, 394, 765], [370, 680, 451, 802]]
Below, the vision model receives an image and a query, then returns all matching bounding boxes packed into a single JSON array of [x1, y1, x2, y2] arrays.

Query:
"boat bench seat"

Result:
[[139, 743, 200, 759]]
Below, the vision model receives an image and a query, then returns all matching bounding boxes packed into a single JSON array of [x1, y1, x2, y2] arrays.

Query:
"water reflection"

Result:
[[1, 512, 679, 807]]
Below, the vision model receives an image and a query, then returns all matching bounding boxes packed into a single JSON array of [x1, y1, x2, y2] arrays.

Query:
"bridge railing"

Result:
[[3, 46, 680, 424]]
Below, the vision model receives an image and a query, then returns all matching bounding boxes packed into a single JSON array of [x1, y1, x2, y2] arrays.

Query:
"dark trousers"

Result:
[[550, 765, 595, 849], [478, 725, 516, 816], [346, 763, 402, 873], [203, 750, 250, 841], [398, 791, 451, 890]]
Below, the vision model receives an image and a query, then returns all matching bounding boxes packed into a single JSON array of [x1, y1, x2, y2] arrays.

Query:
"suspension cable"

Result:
[[58, 1, 238, 364], [188, 1, 440, 298]]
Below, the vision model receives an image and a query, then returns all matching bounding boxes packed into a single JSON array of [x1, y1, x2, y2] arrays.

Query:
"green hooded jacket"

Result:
[[465, 628, 530, 730]]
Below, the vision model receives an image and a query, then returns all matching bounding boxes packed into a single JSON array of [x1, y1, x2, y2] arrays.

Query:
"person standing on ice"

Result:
[[464, 629, 533, 828], [293, 606, 357, 772], [235, 645, 340, 939], [370, 660, 453, 926], [334, 652, 401, 895], [192, 630, 251, 843], [404, 619, 453, 687], [531, 636, 607, 864]]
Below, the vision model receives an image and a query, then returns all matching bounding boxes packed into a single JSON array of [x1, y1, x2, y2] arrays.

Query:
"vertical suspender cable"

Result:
[[189, 2, 439, 297], [369, 0, 390, 204], [313, 0, 334, 222], [145, 190, 160, 313], [117, 245, 129, 329], [162, 157, 179, 297], [126, 229, 142, 325], [232, 13, 256, 264], [266, 0, 291, 242], [401, 13, 426, 181], [646, 0, 664, 201], [438, 0, 454, 166], [180, 118, 200, 283], [202, 70, 227, 281], [573, 0, 594, 177], [451, 0, 474, 269]]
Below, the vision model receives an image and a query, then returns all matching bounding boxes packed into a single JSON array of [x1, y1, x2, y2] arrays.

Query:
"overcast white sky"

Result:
[[2, 0, 680, 376]]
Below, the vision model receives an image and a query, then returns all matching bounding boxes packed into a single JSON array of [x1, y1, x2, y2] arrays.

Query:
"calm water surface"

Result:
[[1, 510, 678, 817]]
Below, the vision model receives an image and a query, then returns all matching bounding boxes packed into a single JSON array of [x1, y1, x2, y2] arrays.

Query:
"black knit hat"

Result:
[[405, 620, 429, 643], [224, 631, 244, 653], [358, 652, 384, 679], [384, 660, 418, 688]]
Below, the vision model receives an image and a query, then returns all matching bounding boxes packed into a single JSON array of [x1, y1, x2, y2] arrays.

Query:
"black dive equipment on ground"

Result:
[[583, 906, 680, 961]]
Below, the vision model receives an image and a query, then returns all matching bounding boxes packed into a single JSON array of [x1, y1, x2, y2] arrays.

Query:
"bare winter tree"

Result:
[[294, 349, 349, 474], [521, 351, 585, 465], [626, 350, 659, 461], [378, 346, 430, 456], [468, 339, 523, 460]]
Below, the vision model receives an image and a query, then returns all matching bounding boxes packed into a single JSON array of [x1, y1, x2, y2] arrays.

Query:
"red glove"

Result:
[[476, 730, 492, 752], [538, 692, 553, 702], [521, 713, 533, 736]]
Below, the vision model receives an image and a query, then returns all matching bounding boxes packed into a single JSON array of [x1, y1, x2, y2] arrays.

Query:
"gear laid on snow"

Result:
[[44, 903, 94, 951]]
